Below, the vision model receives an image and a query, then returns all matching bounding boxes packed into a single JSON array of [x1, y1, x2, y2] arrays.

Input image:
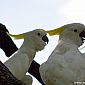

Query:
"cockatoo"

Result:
[[4, 29, 49, 85], [40, 23, 85, 85], [0, 23, 44, 84]]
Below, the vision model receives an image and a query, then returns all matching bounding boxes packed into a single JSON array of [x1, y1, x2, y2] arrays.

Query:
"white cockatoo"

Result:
[[4, 29, 49, 85], [40, 23, 85, 85]]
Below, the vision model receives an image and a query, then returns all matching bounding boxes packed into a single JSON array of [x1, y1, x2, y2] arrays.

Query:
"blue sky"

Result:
[[0, 0, 85, 85]]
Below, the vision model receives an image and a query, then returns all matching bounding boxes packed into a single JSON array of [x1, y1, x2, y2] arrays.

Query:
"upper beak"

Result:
[[42, 35, 49, 44], [79, 30, 85, 38]]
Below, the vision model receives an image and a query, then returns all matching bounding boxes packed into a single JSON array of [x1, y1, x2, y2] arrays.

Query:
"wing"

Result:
[[4, 52, 30, 80], [40, 47, 85, 85]]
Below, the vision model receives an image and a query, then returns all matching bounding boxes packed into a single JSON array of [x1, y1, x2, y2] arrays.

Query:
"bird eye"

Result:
[[74, 29, 77, 32], [37, 33, 41, 36]]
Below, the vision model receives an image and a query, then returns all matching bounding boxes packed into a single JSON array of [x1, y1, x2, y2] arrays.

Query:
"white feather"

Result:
[[40, 23, 85, 85], [4, 29, 48, 85]]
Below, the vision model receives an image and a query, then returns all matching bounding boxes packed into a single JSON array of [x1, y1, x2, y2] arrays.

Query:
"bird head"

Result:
[[46, 23, 85, 47], [7, 29, 49, 51]]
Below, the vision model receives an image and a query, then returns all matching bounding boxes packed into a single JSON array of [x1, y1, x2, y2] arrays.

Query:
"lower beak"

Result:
[[42, 35, 49, 44]]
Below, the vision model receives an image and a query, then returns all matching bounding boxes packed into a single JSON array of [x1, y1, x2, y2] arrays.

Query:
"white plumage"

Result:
[[4, 29, 49, 85], [40, 23, 85, 85]]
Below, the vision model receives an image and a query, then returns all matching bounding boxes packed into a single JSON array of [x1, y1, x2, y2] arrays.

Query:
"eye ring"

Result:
[[37, 33, 41, 36], [74, 29, 77, 32]]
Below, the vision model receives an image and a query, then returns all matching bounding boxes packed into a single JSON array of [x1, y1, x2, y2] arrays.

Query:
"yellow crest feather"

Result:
[[6, 32, 25, 39], [46, 27, 64, 36]]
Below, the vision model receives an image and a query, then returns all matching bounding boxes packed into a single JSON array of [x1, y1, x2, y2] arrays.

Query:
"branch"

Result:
[[0, 61, 26, 85]]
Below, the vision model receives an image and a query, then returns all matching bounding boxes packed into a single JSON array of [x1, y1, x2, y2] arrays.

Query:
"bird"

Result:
[[4, 29, 49, 85], [40, 23, 85, 85], [0, 23, 45, 85]]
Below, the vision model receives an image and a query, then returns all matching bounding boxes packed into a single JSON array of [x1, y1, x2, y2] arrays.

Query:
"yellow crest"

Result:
[[46, 27, 64, 36], [6, 32, 26, 39]]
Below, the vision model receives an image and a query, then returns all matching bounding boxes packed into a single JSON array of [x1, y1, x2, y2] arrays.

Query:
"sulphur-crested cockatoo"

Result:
[[40, 23, 85, 85], [0, 23, 44, 84], [4, 29, 49, 85]]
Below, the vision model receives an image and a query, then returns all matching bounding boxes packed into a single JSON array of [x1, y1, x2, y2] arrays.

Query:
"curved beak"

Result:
[[79, 30, 85, 38], [79, 30, 85, 43], [42, 35, 49, 44]]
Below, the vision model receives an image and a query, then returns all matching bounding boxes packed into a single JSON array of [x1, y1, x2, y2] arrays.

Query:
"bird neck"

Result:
[[18, 38, 36, 59], [58, 39, 78, 47], [55, 40, 78, 55], [59, 33, 83, 47], [60, 36, 81, 47]]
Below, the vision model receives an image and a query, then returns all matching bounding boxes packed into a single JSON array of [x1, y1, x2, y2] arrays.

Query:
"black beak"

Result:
[[79, 30, 85, 38], [79, 30, 85, 43], [42, 35, 49, 44]]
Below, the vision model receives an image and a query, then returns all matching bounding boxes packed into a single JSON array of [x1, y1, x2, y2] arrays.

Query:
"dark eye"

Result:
[[74, 29, 77, 32], [37, 33, 41, 36]]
